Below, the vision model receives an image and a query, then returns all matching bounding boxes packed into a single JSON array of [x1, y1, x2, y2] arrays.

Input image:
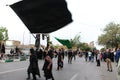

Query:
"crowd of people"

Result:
[[27, 47, 120, 80], [0, 45, 27, 61], [1, 44, 120, 80], [26, 47, 55, 80], [83, 48, 120, 72]]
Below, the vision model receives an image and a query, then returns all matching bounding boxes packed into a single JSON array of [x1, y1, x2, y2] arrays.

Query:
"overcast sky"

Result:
[[1, 0, 120, 49]]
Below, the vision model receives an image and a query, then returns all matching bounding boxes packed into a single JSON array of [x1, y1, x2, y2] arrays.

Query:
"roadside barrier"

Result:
[[0, 54, 29, 63]]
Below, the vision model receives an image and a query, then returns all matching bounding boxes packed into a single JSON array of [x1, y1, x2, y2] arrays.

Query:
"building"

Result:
[[5, 40, 21, 47], [5, 40, 21, 54]]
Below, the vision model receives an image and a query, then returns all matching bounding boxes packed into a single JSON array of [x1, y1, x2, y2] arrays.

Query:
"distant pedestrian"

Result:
[[1, 43, 5, 54], [111, 51, 114, 62], [48, 47, 54, 59], [105, 49, 113, 72], [15, 46, 19, 54], [10, 48, 14, 55], [115, 48, 120, 66], [68, 49, 73, 64], [1, 43, 5, 59], [61, 48, 65, 59], [84, 51, 88, 62], [96, 50, 100, 66], [57, 49, 63, 70], [42, 49, 54, 80], [88, 51, 92, 62], [91, 50, 95, 62], [73, 50, 76, 60], [26, 48, 41, 80], [0, 42, 1, 53]]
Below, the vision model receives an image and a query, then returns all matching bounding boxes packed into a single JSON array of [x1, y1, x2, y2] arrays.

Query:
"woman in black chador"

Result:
[[26, 48, 40, 80], [57, 49, 63, 70], [42, 50, 54, 80]]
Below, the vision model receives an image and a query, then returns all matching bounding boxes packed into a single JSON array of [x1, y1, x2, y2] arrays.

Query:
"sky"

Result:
[[1, 0, 120, 49]]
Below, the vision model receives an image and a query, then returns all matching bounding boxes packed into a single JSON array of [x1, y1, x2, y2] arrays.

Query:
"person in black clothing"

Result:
[[42, 49, 54, 80], [73, 50, 76, 60], [10, 48, 14, 54], [1, 43, 5, 59], [105, 49, 113, 72], [85, 51, 88, 62], [26, 48, 41, 80], [68, 49, 73, 64], [36, 49, 43, 60], [96, 50, 101, 66], [61, 48, 65, 59], [91, 50, 95, 62], [1, 43, 5, 54], [48, 48, 54, 59], [57, 49, 63, 70], [111, 51, 114, 62], [15, 46, 19, 54]]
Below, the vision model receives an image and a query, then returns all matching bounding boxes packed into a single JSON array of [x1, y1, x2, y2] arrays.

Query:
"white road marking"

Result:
[[70, 73, 78, 80], [0, 67, 27, 75]]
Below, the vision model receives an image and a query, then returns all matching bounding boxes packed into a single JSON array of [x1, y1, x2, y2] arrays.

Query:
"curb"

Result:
[[0, 58, 28, 63], [5, 59, 14, 62]]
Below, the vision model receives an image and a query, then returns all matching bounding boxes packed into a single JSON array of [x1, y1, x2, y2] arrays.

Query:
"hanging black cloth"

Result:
[[10, 0, 73, 33]]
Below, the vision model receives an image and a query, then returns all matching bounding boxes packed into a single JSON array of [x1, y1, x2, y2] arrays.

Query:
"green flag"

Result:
[[55, 37, 72, 49]]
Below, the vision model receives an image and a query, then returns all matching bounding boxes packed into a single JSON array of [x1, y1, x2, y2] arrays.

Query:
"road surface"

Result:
[[0, 56, 118, 80]]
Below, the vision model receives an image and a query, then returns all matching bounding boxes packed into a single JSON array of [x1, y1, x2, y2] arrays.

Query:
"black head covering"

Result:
[[30, 48, 35, 54]]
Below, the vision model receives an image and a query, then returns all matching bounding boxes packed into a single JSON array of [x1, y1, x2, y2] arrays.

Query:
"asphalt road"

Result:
[[0, 56, 118, 80]]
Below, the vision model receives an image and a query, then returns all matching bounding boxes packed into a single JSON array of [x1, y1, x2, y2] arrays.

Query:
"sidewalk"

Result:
[[0, 55, 29, 63]]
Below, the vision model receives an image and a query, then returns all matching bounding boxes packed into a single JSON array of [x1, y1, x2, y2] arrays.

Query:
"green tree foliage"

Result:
[[98, 22, 120, 48], [69, 34, 92, 51], [0, 27, 9, 41], [79, 43, 92, 51], [100, 48, 106, 52], [70, 34, 81, 47]]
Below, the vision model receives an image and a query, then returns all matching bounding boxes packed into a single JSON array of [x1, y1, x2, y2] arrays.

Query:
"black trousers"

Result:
[[27, 71, 37, 80], [97, 59, 100, 66]]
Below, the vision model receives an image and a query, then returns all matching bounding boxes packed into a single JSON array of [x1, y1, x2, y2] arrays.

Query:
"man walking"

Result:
[[105, 49, 113, 72]]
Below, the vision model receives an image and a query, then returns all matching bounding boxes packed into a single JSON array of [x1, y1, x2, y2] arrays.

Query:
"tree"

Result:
[[78, 43, 92, 51], [98, 22, 120, 48], [70, 34, 81, 48], [69, 34, 92, 51], [0, 27, 9, 41]]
